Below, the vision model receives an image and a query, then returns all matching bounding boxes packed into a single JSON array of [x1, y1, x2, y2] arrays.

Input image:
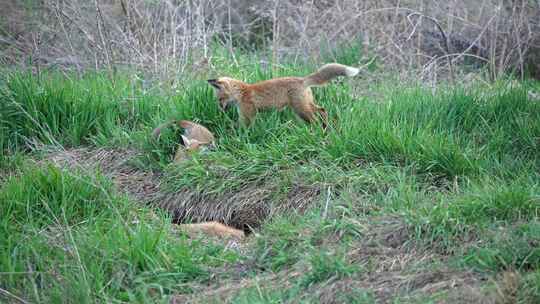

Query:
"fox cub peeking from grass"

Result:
[[152, 120, 215, 163], [208, 63, 359, 128], [152, 121, 244, 239]]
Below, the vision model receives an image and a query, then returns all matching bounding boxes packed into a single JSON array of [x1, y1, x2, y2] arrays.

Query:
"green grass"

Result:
[[230, 284, 374, 304], [1, 49, 539, 302], [300, 250, 358, 287], [0, 165, 239, 303]]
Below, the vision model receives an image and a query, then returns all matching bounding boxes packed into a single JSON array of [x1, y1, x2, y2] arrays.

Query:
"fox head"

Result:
[[207, 78, 240, 111], [180, 135, 214, 153], [174, 134, 215, 163]]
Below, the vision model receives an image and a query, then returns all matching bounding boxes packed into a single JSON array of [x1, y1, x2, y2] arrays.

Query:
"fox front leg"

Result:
[[238, 103, 256, 127]]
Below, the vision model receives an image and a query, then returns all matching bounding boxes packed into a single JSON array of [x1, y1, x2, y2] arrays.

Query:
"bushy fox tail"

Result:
[[303, 63, 359, 87]]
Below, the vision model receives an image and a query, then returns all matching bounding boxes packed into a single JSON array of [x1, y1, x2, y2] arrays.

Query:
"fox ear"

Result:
[[181, 135, 191, 146], [207, 79, 221, 89]]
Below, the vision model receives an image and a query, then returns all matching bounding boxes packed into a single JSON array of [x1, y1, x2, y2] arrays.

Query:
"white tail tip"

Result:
[[345, 66, 360, 77]]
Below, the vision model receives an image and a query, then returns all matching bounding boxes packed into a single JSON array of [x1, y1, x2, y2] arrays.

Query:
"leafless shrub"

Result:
[[1, 0, 538, 82]]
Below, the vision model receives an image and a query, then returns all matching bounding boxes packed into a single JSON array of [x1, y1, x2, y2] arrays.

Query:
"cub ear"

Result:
[[180, 135, 191, 146], [207, 79, 221, 89]]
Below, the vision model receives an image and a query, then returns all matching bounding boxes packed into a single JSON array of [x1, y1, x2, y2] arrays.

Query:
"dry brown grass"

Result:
[[1, 1, 538, 82]]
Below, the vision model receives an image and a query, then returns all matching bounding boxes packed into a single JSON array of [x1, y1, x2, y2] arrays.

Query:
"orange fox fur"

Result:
[[151, 120, 215, 163], [208, 63, 359, 128], [179, 221, 245, 239]]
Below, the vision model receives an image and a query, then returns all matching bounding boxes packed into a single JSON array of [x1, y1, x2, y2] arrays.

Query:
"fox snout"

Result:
[[208, 79, 232, 111], [207, 79, 220, 88]]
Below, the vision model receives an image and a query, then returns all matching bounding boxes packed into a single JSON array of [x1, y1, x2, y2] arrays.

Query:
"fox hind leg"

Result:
[[292, 102, 316, 123], [291, 89, 316, 123], [291, 88, 328, 129], [291, 100, 328, 130]]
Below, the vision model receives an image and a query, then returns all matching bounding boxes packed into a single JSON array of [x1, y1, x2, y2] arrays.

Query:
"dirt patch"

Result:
[[41, 147, 320, 230], [173, 259, 486, 304], [170, 268, 303, 304], [312, 268, 486, 304], [171, 216, 491, 303]]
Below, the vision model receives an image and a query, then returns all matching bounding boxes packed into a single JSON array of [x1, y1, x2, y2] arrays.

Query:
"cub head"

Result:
[[207, 78, 239, 111], [180, 135, 215, 153]]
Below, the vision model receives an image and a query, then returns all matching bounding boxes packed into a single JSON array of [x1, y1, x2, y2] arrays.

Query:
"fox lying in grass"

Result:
[[179, 221, 245, 239], [208, 63, 359, 128], [152, 119, 215, 163]]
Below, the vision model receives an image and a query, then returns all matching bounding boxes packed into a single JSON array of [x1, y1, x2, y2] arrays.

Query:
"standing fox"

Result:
[[207, 63, 359, 128], [152, 120, 215, 163]]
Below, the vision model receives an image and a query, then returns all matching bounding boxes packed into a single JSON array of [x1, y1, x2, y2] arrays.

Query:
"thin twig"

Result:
[[322, 186, 331, 220]]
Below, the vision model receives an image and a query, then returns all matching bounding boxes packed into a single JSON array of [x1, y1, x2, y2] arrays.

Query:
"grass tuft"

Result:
[[0, 165, 239, 302]]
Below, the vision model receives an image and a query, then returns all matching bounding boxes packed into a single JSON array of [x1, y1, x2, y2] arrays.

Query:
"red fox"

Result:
[[151, 120, 215, 163], [207, 63, 359, 128], [179, 221, 245, 239]]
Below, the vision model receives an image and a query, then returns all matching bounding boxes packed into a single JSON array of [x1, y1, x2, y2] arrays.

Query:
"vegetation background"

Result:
[[0, 1, 539, 303]]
